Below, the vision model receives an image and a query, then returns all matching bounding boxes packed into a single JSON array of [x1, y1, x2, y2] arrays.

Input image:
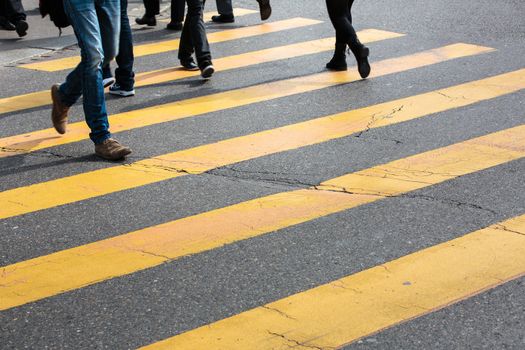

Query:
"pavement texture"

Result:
[[1, 0, 524, 349]]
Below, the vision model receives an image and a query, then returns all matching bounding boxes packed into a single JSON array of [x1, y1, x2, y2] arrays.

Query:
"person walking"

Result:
[[210, 0, 271, 23], [50, 0, 132, 160], [103, 0, 136, 97], [0, 0, 28, 37], [325, 0, 370, 79], [178, 0, 214, 79]]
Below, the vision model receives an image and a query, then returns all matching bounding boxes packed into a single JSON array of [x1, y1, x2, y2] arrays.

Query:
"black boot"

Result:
[[135, 15, 156, 26], [326, 43, 347, 71], [350, 44, 371, 79]]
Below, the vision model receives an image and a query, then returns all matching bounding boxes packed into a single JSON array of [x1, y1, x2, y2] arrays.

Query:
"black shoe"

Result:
[[135, 15, 156, 26], [180, 58, 199, 71], [0, 17, 16, 31], [351, 46, 371, 79], [15, 20, 28, 37], [257, 0, 272, 21], [200, 62, 215, 79], [211, 14, 234, 23], [326, 43, 348, 71], [166, 21, 183, 30]]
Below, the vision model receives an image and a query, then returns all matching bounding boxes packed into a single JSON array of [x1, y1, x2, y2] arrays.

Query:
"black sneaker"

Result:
[[0, 16, 15, 31], [257, 0, 272, 21], [200, 62, 215, 79], [211, 14, 235, 23], [135, 15, 156, 26], [166, 21, 183, 30], [180, 58, 199, 71], [15, 20, 28, 37], [109, 83, 135, 97]]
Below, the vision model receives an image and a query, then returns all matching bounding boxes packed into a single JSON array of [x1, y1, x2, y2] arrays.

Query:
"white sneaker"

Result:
[[103, 77, 115, 88]]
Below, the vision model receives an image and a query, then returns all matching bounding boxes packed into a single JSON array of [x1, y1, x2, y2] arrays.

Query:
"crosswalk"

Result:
[[1, 6, 524, 349]]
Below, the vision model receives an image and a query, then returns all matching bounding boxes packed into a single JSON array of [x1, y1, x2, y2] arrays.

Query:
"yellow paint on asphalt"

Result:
[[0, 43, 494, 158], [18, 18, 322, 72], [0, 29, 403, 115], [1, 125, 524, 311], [140, 215, 525, 350], [159, 8, 258, 23], [0, 63, 521, 222]]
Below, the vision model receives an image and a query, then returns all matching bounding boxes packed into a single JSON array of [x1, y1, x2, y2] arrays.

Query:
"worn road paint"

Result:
[[0, 30, 403, 115], [1, 125, 524, 310], [17, 18, 322, 72], [139, 215, 525, 349], [0, 43, 494, 158]]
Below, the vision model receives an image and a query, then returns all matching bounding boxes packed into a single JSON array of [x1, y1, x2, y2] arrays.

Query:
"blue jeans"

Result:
[[102, 0, 135, 91], [60, 0, 121, 144]]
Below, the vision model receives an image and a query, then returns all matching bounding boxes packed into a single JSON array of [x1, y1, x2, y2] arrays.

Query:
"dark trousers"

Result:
[[103, 0, 135, 90], [0, 0, 26, 22], [171, 0, 185, 22], [143, 0, 159, 17], [178, 0, 211, 67], [326, 0, 363, 50]]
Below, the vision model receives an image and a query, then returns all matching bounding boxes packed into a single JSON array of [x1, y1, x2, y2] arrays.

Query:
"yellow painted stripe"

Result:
[[0, 64, 521, 222], [18, 18, 321, 72], [1, 122, 524, 310], [0, 29, 403, 115], [141, 214, 525, 350], [0, 43, 493, 158], [159, 7, 258, 23]]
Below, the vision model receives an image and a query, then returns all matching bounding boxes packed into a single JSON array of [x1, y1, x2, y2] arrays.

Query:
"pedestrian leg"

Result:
[[3, 0, 27, 36], [136, 0, 158, 26], [325, 0, 370, 78], [167, 0, 185, 30]]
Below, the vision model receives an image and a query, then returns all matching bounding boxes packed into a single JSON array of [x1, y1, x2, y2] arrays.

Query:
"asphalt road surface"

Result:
[[1, 0, 524, 349]]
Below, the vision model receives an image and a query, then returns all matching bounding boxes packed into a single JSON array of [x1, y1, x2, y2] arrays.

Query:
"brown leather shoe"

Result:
[[95, 138, 132, 160], [51, 84, 69, 134], [257, 0, 272, 21]]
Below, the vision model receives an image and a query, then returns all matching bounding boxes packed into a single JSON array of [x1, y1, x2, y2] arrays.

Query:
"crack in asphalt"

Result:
[[261, 305, 298, 321], [266, 330, 333, 350], [494, 224, 525, 237]]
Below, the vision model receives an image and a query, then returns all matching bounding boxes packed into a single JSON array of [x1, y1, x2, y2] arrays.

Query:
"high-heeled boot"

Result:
[[326, 43, 348, 71]]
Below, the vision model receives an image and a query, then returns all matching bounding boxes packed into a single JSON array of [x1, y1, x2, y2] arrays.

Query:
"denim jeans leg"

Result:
[[114, 0, 135, 90], [61, 0, 119, 144], [179, 0, 211, 67]]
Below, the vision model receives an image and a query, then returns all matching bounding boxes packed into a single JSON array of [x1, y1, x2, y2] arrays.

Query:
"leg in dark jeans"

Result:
[[171, 0, 186, 22], [3, 0, 26, 22], [3, 0, 27, 36], [178, 0, 212, 69], [103, 0, 135, 91], [143, 0, 159, 17]]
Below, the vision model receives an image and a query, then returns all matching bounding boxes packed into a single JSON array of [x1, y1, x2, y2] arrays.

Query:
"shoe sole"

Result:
[[103, 78, 115, 88], [95, 148, 132, 161], [326, 66, 348, 72], [201, 65, 215, 79], [109, 89, 136, 97]]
